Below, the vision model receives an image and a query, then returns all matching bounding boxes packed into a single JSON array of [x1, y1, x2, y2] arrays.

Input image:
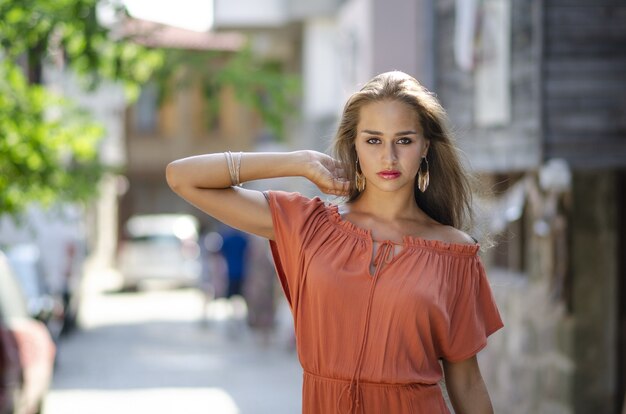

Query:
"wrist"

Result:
[[290, 150, 313, 178]]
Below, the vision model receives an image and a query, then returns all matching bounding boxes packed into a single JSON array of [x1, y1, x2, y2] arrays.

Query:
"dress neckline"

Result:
[[326, 203, 480, 257]]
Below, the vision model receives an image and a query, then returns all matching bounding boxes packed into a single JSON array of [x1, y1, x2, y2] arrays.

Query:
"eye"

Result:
[[366, 137, 381, 144], [397, 137, 413, 145]]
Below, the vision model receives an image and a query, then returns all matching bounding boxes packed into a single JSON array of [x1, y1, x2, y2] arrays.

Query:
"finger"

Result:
[[318, 173, 349, 196], [333, 178, 350, 190], [320, 182, 344, 196], [327, 165, 347, 182], [334, 168, 347, 180], [320, 187, 337, 196], [330, 177, 350, 195], [338, 181, 350, 195]]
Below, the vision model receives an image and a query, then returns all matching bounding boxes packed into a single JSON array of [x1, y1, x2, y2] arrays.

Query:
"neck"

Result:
[[351, 186, 421, 221]]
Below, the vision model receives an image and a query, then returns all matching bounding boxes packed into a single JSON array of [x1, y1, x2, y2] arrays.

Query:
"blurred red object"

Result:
[[0, 326, 21, 414], [0, 251, 55, 414]]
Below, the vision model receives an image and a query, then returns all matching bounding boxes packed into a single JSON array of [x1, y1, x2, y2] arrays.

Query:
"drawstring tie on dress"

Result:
[[337, 241, 395, 414]]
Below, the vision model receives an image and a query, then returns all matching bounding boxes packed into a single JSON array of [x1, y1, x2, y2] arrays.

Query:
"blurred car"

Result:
[[0, 251, 55, 414], [0, 324, 21, 414], [117, 214, 201, 290], [5, 244, 65, 345]]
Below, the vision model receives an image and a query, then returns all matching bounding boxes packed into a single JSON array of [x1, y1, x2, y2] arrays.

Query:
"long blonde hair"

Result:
[[332, 71, 474, 230]]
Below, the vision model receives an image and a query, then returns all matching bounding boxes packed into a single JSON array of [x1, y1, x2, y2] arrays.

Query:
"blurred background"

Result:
[[0, 0, 624, 413]]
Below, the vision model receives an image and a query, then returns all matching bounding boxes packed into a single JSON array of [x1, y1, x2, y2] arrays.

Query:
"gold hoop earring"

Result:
[[355, 159, 366, 192], [418, 157, 429, 192]]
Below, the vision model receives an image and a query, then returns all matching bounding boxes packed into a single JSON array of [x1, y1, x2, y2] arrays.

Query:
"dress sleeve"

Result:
[[438, 256, 504, 362], [265, 190, 326, 312]]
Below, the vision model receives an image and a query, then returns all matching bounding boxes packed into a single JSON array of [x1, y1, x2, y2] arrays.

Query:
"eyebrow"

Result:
[[360, 129, 418, 136]]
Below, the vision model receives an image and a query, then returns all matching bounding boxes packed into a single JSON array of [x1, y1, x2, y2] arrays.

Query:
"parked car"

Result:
[[5, 244, 65, 345], [0, 324, 21, 414], [117, 214, 201, 290], [0, 252, 55, 414]]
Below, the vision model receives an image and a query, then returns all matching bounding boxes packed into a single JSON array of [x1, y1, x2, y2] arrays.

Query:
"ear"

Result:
[[423, 140, 430, 157]]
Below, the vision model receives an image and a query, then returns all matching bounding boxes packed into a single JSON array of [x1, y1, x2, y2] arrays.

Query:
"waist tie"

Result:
[[337, 241, 395, 414]]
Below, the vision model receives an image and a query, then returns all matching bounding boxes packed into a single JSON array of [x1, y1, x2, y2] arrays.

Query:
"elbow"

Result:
[[165, 161, 182, 192]]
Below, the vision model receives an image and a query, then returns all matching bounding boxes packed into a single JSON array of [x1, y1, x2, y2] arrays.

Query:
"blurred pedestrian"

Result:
[[218, 225, 249, 333], [243, 234, 276, 345], [219, 225, 249, 299], [197, 227, 227, 323], [167, 71, 503, 413]]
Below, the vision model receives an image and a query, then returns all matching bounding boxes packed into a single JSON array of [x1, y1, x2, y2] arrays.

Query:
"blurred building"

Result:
[[209, 0, 626, 413], [120, 20, 255, 224], [212, 0, 435, 174], [44, 67, 127, 285]]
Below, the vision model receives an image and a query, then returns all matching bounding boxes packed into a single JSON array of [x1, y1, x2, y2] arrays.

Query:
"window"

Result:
[[133, 83, 158, 134]]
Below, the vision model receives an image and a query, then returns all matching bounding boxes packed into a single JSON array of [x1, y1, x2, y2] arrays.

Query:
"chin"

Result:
[[370, 182, 414, 194]]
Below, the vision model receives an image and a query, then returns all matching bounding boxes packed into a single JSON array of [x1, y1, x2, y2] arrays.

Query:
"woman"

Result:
[[166, 71, 503, 413]]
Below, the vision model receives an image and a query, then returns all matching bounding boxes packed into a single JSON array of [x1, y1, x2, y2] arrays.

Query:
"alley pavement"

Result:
[[42, 266, 302, 414]]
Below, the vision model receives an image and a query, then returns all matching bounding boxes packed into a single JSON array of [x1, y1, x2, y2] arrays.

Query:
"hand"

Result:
[[304, 151, 350, 196]]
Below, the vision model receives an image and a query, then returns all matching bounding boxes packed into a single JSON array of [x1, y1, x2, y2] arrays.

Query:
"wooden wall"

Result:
[[434, 0, 542, 173], [542, 1, 626, 169]]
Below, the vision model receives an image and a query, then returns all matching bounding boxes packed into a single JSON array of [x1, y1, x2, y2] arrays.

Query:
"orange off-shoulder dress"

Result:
[[266, 191, 503, 414]]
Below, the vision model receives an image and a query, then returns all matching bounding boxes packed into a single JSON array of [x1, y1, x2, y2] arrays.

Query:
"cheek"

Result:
[[402, 150, 422, 171], [356, 146, 375, 165]]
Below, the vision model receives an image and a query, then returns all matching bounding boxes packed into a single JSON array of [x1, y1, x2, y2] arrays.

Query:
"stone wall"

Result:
[[470, 171, 619, 414], [480, 269, 574, 414]]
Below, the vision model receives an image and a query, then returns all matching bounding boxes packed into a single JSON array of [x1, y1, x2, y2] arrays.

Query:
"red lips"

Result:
[[377, 170, 401, 179]]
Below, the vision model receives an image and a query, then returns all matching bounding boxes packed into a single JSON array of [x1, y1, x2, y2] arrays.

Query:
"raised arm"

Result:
[[165, 150, 348, 240]]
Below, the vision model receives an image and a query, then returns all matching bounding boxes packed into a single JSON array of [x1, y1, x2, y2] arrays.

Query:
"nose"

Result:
[[381, 142, 398, 164]]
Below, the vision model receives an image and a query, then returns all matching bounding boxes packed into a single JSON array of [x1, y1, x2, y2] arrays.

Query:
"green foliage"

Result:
[[0, 61, 106, 215], [0, 0, 164, 97], [218, 46, 300, 139], [0, 0, 300, 216], [153, 45, 300, 140], [0, 0, 162, 215]]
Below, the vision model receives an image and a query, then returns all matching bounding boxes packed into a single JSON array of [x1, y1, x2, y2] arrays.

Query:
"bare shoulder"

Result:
[[431, 224, 477, 245]]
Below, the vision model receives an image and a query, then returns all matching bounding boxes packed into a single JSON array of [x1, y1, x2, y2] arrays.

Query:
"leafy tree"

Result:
[[0, 0, 163, 215], [0, 0, 300, 216], [154, 46, 300, 139], [0, 61, 106, 214], [0, 0, 162, 94]]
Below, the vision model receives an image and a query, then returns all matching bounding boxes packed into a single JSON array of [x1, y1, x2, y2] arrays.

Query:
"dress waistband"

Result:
[[303, 370, 437, 389], [304, 371, 437, 414]]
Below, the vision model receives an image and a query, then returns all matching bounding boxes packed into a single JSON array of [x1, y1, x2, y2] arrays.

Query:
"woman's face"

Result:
[[354, 99, 429, 195]]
